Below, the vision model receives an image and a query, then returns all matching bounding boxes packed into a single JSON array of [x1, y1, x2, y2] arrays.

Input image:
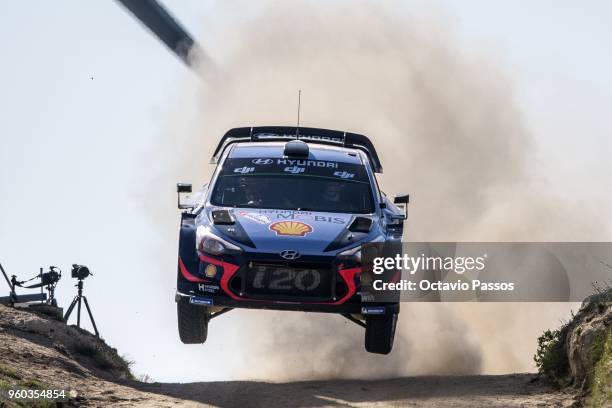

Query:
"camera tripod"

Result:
[[64, 278, 99, 337]]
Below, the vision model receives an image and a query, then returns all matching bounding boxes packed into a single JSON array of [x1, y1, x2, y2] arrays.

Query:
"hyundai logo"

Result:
[[280, 250, 301, 260], [252, 158, 274, 165]]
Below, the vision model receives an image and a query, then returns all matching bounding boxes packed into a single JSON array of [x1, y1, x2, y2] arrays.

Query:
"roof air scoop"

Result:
[[211, 209, 235, 225], [284, 140, 309, 157], [348, 217, 373, 233]]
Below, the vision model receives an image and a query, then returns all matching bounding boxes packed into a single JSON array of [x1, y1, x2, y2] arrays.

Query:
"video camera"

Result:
[[1, 263, 62, 306], [71, 264, 92, 280], [36, 266, 62, 288]]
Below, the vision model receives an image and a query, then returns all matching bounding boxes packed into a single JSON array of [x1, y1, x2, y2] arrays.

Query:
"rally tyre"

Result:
[[365, 313, 398, 354], [177, 300, 210, 344]]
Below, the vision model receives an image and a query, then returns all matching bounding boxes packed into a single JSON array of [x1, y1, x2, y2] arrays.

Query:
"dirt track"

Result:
[[0, 305, 576, 407], [132, 374, 576, 407]]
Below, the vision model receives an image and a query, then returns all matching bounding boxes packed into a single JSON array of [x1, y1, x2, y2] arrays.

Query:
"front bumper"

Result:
[[177, 252, 399, 315], [175, 290, 399, 315]]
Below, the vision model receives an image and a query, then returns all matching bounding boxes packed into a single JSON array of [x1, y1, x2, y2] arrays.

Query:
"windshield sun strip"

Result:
[[219, 173, 372, 184]]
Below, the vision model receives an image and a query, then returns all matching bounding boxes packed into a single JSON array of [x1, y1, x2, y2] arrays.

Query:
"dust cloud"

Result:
[[148, 1, 607, 380]]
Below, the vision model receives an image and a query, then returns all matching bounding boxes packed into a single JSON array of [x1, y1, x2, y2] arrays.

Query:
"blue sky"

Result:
[[1, 1, 611, 382]]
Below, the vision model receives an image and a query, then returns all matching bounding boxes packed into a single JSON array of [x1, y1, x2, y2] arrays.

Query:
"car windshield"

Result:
[[211, 157, 375, 213]]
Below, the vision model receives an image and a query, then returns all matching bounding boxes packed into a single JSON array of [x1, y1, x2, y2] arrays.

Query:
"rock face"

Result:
[[564, 289, 611, 390], [0, 304, 132, 380]]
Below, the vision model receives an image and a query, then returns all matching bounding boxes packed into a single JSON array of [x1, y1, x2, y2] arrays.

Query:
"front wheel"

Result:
[[365, 313, 398, 354], [177, 300, 210, 344]]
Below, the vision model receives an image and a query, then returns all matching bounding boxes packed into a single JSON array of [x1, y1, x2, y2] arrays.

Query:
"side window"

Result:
[[364, 156, 383, 211], [357, 150, 381, 188]]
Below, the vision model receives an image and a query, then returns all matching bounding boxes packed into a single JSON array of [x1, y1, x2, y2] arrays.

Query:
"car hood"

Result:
[[230, 208, 361, 254]]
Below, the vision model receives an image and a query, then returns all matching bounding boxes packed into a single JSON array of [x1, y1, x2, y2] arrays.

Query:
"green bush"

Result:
[[534, 328, 570, 386], [73, 341, 134, 379], [0, 364, 21, 381]]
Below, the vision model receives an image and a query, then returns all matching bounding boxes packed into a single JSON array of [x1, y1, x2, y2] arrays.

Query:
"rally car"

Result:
[[175, 126, 408, 354]]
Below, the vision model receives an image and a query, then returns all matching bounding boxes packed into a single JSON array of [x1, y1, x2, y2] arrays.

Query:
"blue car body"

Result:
[[175, 127, 405, 317]]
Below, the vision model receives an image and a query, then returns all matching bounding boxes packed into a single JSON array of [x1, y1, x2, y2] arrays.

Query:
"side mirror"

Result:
[[393, 194, 409, 219], [177, 183, 192, 193], [393, 194, 409, 204], [177, 183, 193, 209]]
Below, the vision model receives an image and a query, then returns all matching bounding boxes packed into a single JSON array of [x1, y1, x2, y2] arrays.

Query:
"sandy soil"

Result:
[[0, 305, 577, 407]]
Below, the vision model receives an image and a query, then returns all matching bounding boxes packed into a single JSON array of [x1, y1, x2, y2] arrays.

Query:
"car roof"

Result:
[[227, 142, 366, 166], [213, 126, 383, 172]]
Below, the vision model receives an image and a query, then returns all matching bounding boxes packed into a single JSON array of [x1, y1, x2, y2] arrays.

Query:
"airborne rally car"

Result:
[[175, 126, 408, 354]]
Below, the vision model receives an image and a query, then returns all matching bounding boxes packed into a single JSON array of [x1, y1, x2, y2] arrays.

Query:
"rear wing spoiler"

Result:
[[212, 126, 383, 173]]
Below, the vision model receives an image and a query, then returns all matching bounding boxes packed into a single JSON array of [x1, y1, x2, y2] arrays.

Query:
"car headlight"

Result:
[[196, 226, 243, 256], [337, 235, 386, 263]]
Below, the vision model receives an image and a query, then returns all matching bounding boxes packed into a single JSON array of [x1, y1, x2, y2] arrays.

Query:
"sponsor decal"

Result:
[[361, 306, 386, 315], [198, 283, 220, 293], [251, 158, 273, 165], [299, 134, 343, 142], [276, 212, 346, 224], [247, 158, 340, 169], [360, 292, 375, 302], [276, 212, 309, 220], [238, 211, 271, 225], [313, 215, 346, 224], [361, 273, 373, 285], [189, 296, 214, 306], [333, 170, 355, 179], [234, 166, 254, 174], [284, 166, 305, 174], [253, 210, 347, 224], [277, 159, 338, 168], [204, 264, 218, 278], [252, 132, 343, 143], [259, 209, 311, 216], [269, 221, 313, 237]]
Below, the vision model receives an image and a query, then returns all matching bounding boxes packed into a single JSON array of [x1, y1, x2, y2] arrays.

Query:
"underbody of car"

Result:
[[175, 126, 408, 354]]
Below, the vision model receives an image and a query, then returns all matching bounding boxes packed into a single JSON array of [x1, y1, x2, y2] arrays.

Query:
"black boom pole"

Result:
[[0, 262, 17, 304], [115, 0, 204, 68]]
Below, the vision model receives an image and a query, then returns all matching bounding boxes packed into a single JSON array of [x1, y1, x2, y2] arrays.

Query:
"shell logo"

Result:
[[269, 221, 313, 237], [204, 264, 217, 278]]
